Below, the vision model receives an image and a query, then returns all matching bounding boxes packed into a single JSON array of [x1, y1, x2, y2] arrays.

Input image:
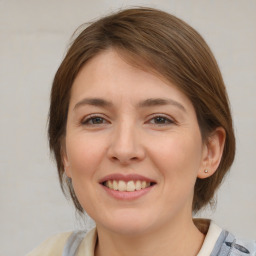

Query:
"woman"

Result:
[[27, 7, 255, 256]]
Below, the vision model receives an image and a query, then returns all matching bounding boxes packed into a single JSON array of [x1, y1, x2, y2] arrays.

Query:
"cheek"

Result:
[[64, 135, 106, 213], [148, 130, 203, 180], [65, 134, 106, 177]]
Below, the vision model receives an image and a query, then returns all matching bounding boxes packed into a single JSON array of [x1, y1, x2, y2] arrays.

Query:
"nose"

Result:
[[107, 121, 146, 165]]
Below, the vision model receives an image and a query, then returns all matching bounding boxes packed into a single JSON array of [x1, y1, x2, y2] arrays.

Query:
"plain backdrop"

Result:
[[0, 0, 255, 255]]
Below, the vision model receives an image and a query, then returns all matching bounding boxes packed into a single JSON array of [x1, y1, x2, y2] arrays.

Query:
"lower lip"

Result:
[[101, 184, 154, 200]]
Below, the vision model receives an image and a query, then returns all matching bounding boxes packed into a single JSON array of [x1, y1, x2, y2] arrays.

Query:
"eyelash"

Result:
[[148, 114, 175, 125], [81, 114, 175, 127], [81, 114, 108, 126]]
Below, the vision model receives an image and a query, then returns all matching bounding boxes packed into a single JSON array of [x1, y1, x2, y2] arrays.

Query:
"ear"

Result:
[[61, 141, 72, 178], [197, 127, 226, 179]]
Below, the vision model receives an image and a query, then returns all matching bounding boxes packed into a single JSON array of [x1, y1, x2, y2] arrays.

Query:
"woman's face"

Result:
[[64, 49, 208, 235]]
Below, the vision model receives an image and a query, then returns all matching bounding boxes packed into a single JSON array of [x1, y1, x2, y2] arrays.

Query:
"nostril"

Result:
[[110, 155, 139, 165]]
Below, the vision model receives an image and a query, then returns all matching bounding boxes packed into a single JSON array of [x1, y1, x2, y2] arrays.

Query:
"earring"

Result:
[[204, 169, 209, 173]]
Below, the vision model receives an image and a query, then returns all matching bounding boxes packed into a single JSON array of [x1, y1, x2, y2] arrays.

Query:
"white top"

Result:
[[197, 220, 222, 256], [27, 219, 223, 256]]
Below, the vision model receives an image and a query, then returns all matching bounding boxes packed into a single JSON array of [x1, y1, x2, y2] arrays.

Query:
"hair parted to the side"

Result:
[[48, 7, 235, 214]]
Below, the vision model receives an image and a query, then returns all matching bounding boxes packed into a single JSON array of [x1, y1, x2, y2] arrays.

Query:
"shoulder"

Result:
[[195, 219, 256, 256], [26, 232, 72, 256], [230, 235, 256, 255], [212, 225, 256, 256]]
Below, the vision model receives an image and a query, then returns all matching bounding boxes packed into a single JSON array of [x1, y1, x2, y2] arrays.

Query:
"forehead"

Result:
[[69, 48, 193, 111]]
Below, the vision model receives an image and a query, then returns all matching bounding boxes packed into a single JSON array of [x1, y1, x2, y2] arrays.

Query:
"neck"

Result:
[[95, 216, 205, 256]]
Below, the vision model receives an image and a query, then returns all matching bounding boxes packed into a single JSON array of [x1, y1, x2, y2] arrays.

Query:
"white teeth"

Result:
[[113, 180, 118, 190], [118, 180, 126, 191], [135, 180, 142, 190], [106, 180, 113, 189], [104, 180, 152, 192], [127, 181, 136, 192]]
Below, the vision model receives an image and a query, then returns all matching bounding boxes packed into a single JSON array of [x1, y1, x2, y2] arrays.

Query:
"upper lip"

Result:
[[99, 173, 156, 184]]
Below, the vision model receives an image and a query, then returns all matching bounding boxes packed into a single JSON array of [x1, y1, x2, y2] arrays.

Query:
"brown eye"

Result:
[[149, 115, 174, 125], [153, 117, 169, 124], [90, 117, 104, 124], [82, 115, 108, 125]]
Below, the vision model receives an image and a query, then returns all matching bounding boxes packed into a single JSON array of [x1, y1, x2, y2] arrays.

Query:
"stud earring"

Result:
[[204, 169, 209, 173]]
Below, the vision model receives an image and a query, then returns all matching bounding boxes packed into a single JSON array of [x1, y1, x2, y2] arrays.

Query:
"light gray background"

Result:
[[0, 0, 255, 255]]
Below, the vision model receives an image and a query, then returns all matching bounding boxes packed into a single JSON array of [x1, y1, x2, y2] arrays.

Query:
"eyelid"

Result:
[[81, 113, 110, 125], [80, 113, 176, 126], [146, 113, 176, 125]]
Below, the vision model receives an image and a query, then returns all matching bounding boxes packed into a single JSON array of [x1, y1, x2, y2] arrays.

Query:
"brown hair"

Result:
[[48, 7, 235, 213]]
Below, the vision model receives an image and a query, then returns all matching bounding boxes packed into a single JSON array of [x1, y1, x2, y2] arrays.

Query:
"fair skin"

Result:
[[63, 49, 225, 256]]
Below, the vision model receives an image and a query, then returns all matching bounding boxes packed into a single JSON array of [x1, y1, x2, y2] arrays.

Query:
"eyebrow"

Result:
[[137, 98, 186, 112], [73, 97, 186, 112], [74, 98, 113, 110]]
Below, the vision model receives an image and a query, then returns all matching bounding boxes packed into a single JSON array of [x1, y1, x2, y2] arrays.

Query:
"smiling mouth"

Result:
[[102, 180, 156, 192]]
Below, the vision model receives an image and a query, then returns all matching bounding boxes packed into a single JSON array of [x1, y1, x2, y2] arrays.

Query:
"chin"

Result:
[[95, 209, 158, 236], [103, 222, 150, 236]]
